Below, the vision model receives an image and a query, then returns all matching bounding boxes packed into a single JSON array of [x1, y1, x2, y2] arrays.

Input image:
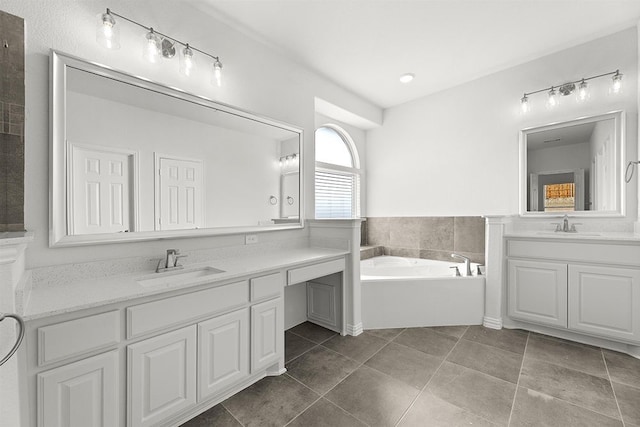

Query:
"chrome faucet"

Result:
[[554, 214, 580, 233], [156, 249, 188, 273], [451, 253, 472, 276]]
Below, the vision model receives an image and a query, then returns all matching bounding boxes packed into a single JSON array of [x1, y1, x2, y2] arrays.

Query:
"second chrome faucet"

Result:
[[451, 253, 472, 276]]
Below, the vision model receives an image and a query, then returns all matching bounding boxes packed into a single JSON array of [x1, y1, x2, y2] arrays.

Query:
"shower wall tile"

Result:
[[389, 217, 423, 249], [365, 216, 486, 265], [419, 217, 454, 251], [0, 10, 25, 232], [454, 216, 485, 254], [367, 217, 390, 246]]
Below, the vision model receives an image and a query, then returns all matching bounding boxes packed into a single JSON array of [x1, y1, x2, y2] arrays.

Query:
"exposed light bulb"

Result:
[[143, 28, 161, 63], [577, 79, 589, 102], [213, 59, 223, 87], [96, 10, 120, 50], [520, 94, 530, 114], [547, 87, 558, 109], [611, 71, 623, 94], [179, 44, 196, 76]]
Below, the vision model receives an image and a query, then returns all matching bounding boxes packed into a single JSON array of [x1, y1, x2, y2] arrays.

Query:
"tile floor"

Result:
[[181, 323, 640, 427]]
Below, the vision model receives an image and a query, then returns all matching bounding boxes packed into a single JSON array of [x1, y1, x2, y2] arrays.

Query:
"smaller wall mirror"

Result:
[[519, 111, 625, 216]]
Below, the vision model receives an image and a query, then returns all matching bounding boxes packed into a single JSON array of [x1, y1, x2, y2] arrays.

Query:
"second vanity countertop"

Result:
[[503, 231, 640, 242], [22, 246, 350, 322]]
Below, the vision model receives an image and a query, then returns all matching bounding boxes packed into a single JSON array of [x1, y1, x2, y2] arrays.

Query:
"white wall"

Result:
[[0, 0, 381, 268], [528, 142, 591, 175], [366, 27, 638, 220]]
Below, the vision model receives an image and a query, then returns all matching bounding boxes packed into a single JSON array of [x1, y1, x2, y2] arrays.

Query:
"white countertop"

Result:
[[22, 246, 349, 321], [504, 231, 640, 242]]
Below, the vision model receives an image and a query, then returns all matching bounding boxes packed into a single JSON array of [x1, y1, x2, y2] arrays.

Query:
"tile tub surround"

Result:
[[182, 323, 640, 426], [365, 216, 486, 264], [0, 11, 25, 232]]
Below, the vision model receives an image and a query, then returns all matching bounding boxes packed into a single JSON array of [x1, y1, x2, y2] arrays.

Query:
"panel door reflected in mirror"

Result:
[[521, 112, 623, 216], [62, 64, 301, 238]]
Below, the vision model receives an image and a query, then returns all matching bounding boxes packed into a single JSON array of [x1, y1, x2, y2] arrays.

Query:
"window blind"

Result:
[[315, 169, 356, 219]]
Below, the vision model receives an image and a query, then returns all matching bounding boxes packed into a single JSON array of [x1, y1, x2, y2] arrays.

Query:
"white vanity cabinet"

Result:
[[127, 326, 197, 427], [508, 259, 568, 327], [198, 308, 249, 400], [37, 351, 119, 427], [506, 238, 640, 344], [251, 298, 283, 372]]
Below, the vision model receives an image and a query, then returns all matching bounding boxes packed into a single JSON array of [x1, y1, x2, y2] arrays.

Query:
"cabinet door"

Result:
[[508, 259, 568, 328], [569, 264, 640, 343], [198, 309, 249, 400], [37, 351, 118, 427], [128, 325, 196, 427], [307, 281, 341, 332], [251, 298, 283, 372]]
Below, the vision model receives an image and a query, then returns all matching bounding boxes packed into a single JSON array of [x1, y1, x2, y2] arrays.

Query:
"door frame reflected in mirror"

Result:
[[519, 110, 625, 217]]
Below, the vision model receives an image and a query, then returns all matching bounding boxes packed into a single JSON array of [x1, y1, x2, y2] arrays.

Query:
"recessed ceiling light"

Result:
[[399, 73, 415, 83]]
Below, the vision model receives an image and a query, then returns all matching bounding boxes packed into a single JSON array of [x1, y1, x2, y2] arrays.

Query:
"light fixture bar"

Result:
[[105, 8, 221, 63], [522, 69, 620, 97]]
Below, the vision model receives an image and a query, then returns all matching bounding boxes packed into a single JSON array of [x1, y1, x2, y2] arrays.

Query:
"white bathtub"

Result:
[[361, 256, 485, 329]]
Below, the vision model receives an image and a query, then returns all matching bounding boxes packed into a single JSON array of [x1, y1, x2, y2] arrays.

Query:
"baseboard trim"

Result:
[[483, 316, 503, 329], [347, 322, 363, 336], [267, 367, 287, 376]]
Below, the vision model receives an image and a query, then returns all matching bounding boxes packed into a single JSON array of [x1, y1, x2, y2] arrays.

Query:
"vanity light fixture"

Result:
[[520, 69, 623, 113], [279, 154, 298, 168], [96, 8, 223, 86]]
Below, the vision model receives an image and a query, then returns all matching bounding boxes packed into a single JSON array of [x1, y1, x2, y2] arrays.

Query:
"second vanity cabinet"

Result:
[[507, 237, 640, 344]]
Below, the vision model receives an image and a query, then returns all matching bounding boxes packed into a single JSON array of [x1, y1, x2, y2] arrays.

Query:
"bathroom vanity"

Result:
[[503, 233, 640, 346], [18, 247, 348, 427]]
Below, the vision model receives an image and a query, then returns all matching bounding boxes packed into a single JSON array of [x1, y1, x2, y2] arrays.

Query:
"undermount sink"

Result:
[[535, 231, 602, 237], [136, 266, 226, 288]]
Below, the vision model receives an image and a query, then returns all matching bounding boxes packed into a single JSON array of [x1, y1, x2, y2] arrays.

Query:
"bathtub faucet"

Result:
[[451, 253, 472, 276]]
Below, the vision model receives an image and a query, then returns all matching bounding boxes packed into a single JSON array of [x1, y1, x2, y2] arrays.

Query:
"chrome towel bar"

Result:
[[0, 312, 24, 366]]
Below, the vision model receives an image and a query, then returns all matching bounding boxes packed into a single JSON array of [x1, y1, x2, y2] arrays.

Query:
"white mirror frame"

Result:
[[519, 110, 625, 217], [50, 50, 304, 247]]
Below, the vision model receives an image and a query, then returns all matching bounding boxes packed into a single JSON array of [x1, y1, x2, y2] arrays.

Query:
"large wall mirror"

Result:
[[519, 111, 625, 217], [50, 51, 303, 247]]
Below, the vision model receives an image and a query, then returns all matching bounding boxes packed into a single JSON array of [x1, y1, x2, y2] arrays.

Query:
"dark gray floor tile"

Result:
[[510, 387, 622, 427], [462, 325, 528, 354], [325, 365, 420, 427], [285, 330, 317, 363], [613, 382, 640, 426], [526, 333, 608, 378], [427, 361, 516, 425], [289, 321, 338, 344], [519, 358, 620, 419], [447, 339, 522, 383], [322, 331, 387, 362], [180, 404, 242, 427], [287, 398, 367, 427], [366, 327, 405, 340], [603, 349, 640, 388], [394, 327, 458, 358], [365, 342, 443, 389], [286, 346, 360, 394], [398, 390, 497, 427], [428, 325, 469, 339], [223, 375, 318, 427]]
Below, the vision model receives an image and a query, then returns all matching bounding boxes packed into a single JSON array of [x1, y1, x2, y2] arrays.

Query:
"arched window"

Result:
[[315, 125, 360, 219]]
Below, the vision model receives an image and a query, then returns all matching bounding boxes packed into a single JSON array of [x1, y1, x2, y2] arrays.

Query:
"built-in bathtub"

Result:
[[361, 256, 485, 329]]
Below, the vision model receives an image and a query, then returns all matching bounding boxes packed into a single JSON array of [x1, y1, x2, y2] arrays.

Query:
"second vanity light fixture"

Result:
[[520, 69, 623, 114], [96, 8, 223, 86]]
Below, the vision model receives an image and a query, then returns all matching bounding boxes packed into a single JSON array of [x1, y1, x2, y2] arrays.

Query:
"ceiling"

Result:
[[198, 0, 640, 109]]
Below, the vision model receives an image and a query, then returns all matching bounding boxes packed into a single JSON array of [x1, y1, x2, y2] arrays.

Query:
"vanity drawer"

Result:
[[288, 258, 345, 285], [38, 310, 120, 366], [250, 272, 283, 301], [127, 281, 248, 339], [508, 239, 640, 266]]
